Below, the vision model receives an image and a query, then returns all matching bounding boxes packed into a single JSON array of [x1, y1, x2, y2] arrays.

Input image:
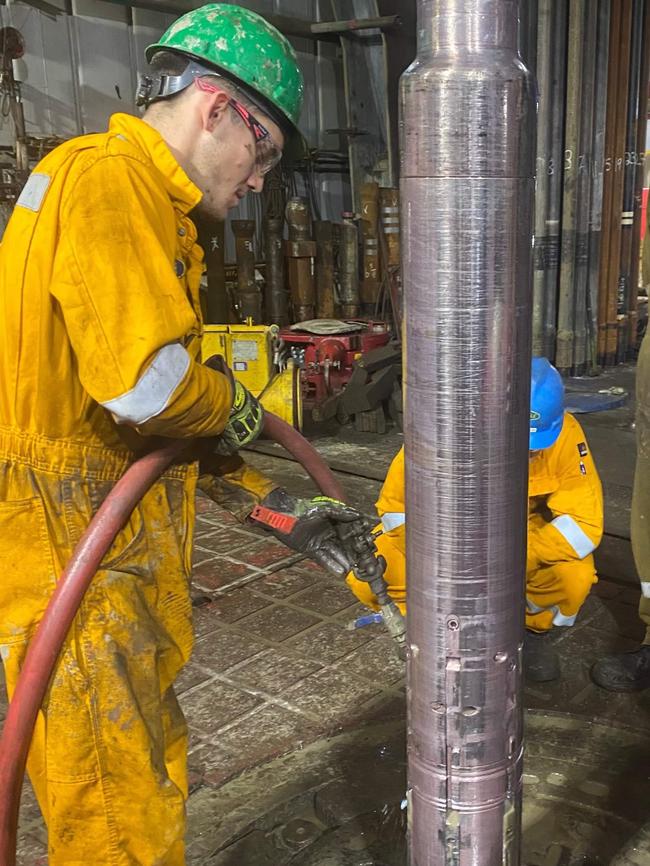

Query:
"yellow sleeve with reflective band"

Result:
[[51, 155, 232, 438], [527, 414, 604, 567], [198, 452, 279, 522], [376, 446, 406, 531], [345, 446, 406, 612]]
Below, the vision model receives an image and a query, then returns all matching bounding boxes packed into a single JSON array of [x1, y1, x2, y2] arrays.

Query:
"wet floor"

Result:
[[194, 709, 650, 866]]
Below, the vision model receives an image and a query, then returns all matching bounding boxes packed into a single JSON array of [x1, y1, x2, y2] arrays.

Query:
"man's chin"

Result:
[[194, 199, 228, 222]]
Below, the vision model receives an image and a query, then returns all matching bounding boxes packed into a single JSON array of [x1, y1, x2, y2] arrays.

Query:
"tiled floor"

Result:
[[5, 365, 649, 863], [8, 492, 405, 864]]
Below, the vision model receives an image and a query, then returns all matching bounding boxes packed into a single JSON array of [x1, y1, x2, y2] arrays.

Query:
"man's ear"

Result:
[[199, 89, 230, 133]]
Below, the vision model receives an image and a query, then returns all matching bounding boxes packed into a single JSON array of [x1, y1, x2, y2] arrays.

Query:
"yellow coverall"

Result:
[[0, 114, 276, 865], [347, 413, 604, 632], [632, 332, 650, 644]]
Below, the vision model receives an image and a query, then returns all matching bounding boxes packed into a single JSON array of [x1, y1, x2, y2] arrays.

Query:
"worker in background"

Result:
[[591, 328, 650, 692], [347, 358, 604, 683], [0, 6, 363, 864]]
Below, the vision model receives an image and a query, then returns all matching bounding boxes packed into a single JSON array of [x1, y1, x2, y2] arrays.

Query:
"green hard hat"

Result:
[[146, 4, 305, 157]]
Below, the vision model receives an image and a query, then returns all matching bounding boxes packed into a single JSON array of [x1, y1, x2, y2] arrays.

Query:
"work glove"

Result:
[[205, 355, 264, 454], [249, 487, 371, 577]]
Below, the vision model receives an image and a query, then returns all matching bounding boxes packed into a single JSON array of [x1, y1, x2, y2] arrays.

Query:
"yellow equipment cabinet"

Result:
[[201, 325, 228, 367], [202, 321, 275, 396], [202, 321, 301, 429]]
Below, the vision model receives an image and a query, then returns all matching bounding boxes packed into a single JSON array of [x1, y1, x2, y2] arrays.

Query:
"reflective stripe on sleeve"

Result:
[[101, 343, 191, 424], [382, 512, 406, 532], [551, 514, 596, 559]]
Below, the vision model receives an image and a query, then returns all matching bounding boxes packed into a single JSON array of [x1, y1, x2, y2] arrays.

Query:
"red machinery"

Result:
[[279, 320, 391, 412]]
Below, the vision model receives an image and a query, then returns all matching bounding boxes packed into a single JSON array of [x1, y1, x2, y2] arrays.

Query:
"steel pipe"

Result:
[[531, 0, 553, 357], [197, 219, 230, 324], [620, 0, 647, 358], [598, 0, 633, 366], [231, 219, 261, 324], [556, 0, 585, 375], [360, 181, 381, 312], [285, 197, 316, 322], [617, 0, 645, 361], [586, 0, 611, 371], [264, 215, 289, 326], [627, 0, 650, 354], [314, 220, 336, 319], [339, 212, 361, 317], [571, 0, 598, 376], [400, 1, 535, 863]]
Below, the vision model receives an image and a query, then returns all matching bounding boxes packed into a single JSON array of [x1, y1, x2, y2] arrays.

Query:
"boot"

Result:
[[590, 645, 650, 692], [523, 630, 560, 682]]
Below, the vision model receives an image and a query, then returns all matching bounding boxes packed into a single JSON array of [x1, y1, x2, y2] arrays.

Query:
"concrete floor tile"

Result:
[[283, 667, 380, 723], [336, 635, 405, 686], [237, 604, 321, 642], [228, 648, 323, 693], [193, 557, 260, 592], [249, 566, 318, 599], [582, 599, 646, 642], [201, 704, 319, 787], [196, 526, 262, 556], [244, 538, 299, 570], [179, 680, 261, 737], [524, 624, 642, 715], [16, 834, 47, 866], [195, 495, 221, 515], [192, 600, 229, 638], [292, 581, 361, 616], [205, 587, 273, 623], [288, 621, 375, 664], [176, 663, 213, 696], [592, 579, 625, 599], [191, 628, 268, 672]]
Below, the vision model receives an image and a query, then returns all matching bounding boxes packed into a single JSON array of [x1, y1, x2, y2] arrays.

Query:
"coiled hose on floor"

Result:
[[0, 412, 345, 866]]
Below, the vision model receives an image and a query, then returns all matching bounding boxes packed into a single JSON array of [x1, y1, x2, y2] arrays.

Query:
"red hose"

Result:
[[0, 414, 345, 865], [262, 413, 346, 503]]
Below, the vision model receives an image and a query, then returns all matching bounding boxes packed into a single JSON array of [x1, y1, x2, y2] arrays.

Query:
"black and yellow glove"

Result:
[[250, 488, 370, 577], [205, 355, 265, 454]]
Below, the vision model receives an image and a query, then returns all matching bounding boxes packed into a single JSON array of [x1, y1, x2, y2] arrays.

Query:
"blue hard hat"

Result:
[[530, 357, 564, 450]]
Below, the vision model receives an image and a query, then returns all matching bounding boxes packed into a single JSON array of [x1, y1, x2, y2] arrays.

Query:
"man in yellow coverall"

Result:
[[591, 329, 650, 692], [347, 358, 604, 683], [0, 6, 362, 864]]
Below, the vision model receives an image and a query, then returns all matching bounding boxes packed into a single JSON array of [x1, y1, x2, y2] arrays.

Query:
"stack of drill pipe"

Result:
[[231, 219, 261, 324], [519, 0, 539, 73], [339, 212, 360, 317], [197, 219, 229, 324], [360, 181, 381, 311], [314, 220, 336, 319], [598, 0, 634, 366], [627, 0, 650, 354], [400, 0, 535, 863], [556, 0, 598, 376], [379, 187, 401, 268], [555, 0, 583, 374], [532, 0, 568, 359], [285, 197, 316, 322], [619, 0, 648, 359], [380, 187, 403, 331], [572, 0, 599, 375], [264, 215, 289, 326], [617, 0, 645, 361], [586, 0, 612, 370]]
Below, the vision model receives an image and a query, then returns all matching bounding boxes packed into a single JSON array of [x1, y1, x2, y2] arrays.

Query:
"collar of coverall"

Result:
[[109, 113, 202, 215]]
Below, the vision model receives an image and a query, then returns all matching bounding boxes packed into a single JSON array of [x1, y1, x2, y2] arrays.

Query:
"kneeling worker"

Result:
[[346, 358, 604, 682]]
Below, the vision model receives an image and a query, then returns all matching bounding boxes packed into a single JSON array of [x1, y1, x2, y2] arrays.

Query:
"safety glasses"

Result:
[[194, 77, 283, 175]]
